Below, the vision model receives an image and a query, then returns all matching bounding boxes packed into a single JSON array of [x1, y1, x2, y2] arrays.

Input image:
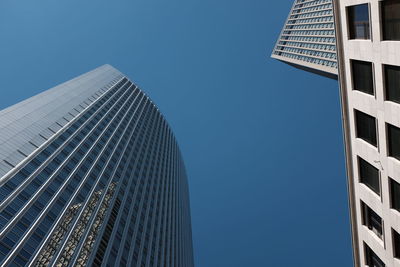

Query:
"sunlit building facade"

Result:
[[275, 0, 400, 267], [0, 65, 194, 266], [272, 0, 338, 78]]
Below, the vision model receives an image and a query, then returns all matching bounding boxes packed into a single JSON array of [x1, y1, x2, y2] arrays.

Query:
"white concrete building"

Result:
[[334, 1, 400, 266], [273, 1, 400, 266]]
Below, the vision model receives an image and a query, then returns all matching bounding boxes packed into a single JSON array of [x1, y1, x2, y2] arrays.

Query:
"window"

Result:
[[351, 60, 374, 95], [358, 157, 380, 195], [384, 64, 400, 103], [362, 202, 383, 240], [347, 4, 370, 39], [365, 243, 385, 267], [387, 123, 400, 160], [382, 0, 400, 40], [355, 110, 377, 146], [390, 178, 400, 212], [393, 229, 400, 259]]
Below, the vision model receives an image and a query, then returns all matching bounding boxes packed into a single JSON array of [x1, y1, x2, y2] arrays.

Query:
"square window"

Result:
[[387, 123, 400, 160], [393, 229, 400, 259], [355, 110, 377, 147], [358, 157, 380, 195], [390, 178, 400, 212], [347, 4, 371, 39], [362, 202, 383, 240], [365, 243, 385, 267], [351, 60, 374, 95], [384, 64, 400, 103], [381, 0, 400, 40]]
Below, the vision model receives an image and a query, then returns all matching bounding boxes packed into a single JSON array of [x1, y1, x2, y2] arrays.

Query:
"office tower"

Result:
[[0, 65, 194, 267], [274, 1, 400, 266], [333, 1, 400, 266], [272, 0, 338, 79]]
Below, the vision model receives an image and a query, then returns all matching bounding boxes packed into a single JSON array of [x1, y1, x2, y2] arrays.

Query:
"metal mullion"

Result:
[[165, 137, 177, 267], [0, 81, 134, 237], [281, 34, 335, 38], [103, 109, 162, 265], [295, 0, 324, 7], [272, 0, 297, 57], [286, 21, 333, 27], [158, 129, 174, 267], [153, 127, 172, 267], [125, 118, 170, 266], [293, 2, 331, 11], [0, 77, 126, 187], [283, 28, 335, 31], [276, 43, 336, 53], [113, 116, 165, 266], [0, 79, 129, 210], [45, 90, 145, 266], [85, 99, 157, 266], [131, 114, 166, 266], [143, 121, 168, 267], [279, 39, 335, 45], [34, 89, 145, 266], [291, 7, 332, 16], [170, 140, 179, 267], [277, 49, 336, 62], [1, 83, 137, 266], [67, 96, 150, 267], [289, 14, 332, 21], [168, 142, 178, 267]]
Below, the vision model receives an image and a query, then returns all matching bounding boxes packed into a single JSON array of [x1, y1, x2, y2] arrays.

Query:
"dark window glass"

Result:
[[390, 178, 400, 211], [384, 64, 400, 103], [355, 110, 377, 146], [365, 243, 385, 267], [387, 123, 400, 160], [347, 4, 370, 39], [393, 229, 400, 259], [382, 0, 400, 40], [362, 202, 383, 240], [351, 60, 374, 95], [358, 157, 380, 195]]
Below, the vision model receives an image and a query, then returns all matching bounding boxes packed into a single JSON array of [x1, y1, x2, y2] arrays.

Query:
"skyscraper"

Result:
[[274, 1, 400, 267], [272, 0, 338, 79], [0, 65, 194, 267]]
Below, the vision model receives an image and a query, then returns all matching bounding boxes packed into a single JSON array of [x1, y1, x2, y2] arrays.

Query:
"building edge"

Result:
[[332, 1, 360, 266]]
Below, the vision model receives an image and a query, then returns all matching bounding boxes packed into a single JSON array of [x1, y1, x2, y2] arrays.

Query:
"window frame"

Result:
[[386, 123, 400, 160], [351, 59, 375, 96], [346, 3, 372, 40], [380, 0, 400, 41], [354, 109, 378, 147], [358, 156, 381, 196], [383, 64, 400, 104], [390, 178, 400, 212]]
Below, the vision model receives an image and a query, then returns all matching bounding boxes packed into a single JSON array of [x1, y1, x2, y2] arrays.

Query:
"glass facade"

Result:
[[0, 65, 194, 267], [272, 0, 338, 77]]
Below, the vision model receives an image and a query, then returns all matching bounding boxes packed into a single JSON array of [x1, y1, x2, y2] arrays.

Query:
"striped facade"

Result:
[[0, 65, 194, 267], [272, 0, 338, 78]]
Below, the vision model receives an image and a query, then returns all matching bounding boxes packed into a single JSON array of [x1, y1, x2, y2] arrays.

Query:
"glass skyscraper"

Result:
[[272, 0, 338, 79], [0, 65, 194, 267]]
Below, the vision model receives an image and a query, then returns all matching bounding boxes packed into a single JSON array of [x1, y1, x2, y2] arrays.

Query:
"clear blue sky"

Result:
[[0, 1, 352, 266]]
